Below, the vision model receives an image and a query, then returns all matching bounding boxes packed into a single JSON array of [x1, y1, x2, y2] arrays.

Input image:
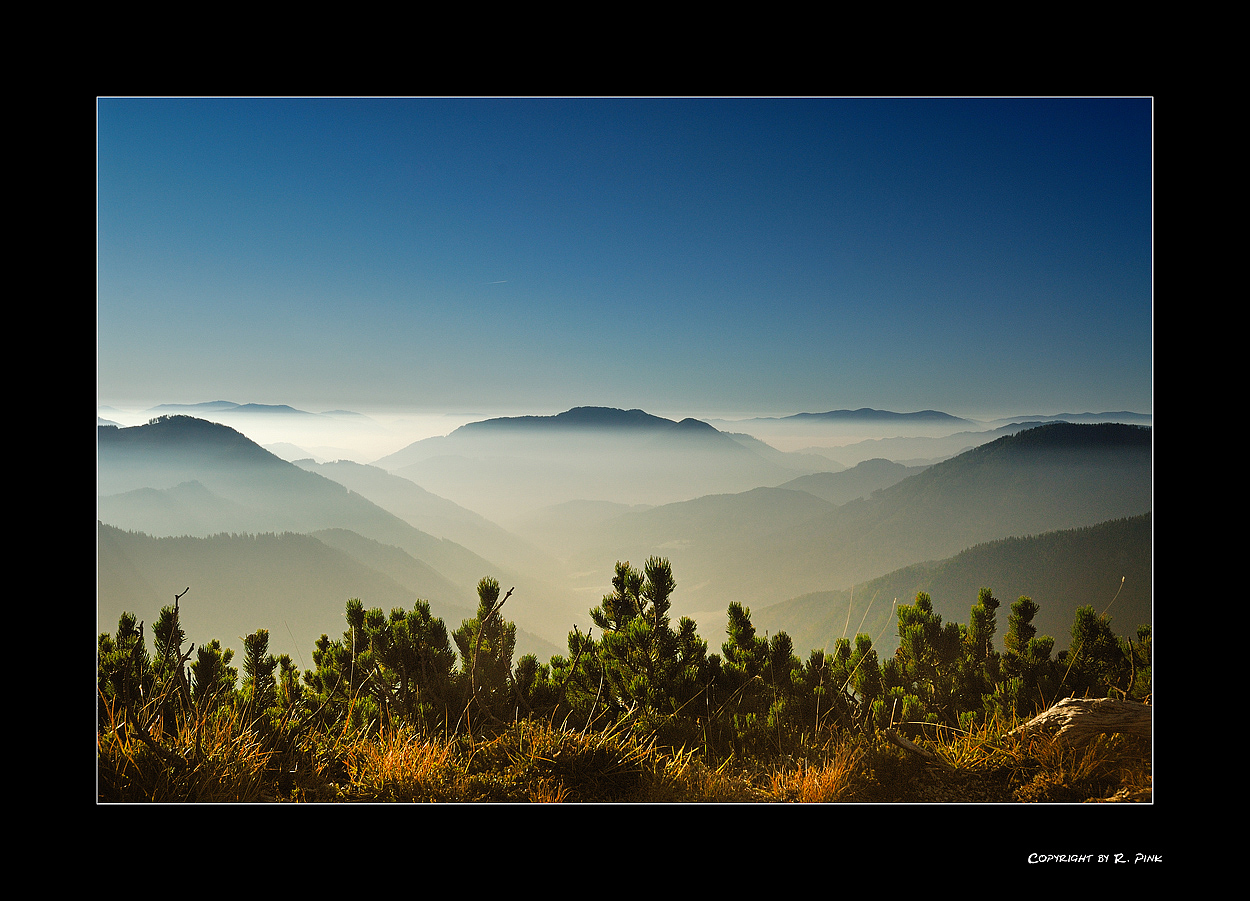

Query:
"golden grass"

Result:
[[97, 700, 275, 802], [98, 698, 1149, 802], [527, 778, 571, 802], [1007, 731, 1151, 802], [901, 711, 1152, 803], [336, 724, 459, 802], [767, 738, 865, 802]]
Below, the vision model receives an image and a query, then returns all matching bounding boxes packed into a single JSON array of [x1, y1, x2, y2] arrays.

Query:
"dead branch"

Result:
[[884, 729, 955, 771], [1008, 697, 1151, 747]]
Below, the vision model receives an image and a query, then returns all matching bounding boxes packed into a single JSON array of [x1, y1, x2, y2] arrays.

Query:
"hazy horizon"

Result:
[[97, 98, 1153, 424], [96, 397, 1153, 467]]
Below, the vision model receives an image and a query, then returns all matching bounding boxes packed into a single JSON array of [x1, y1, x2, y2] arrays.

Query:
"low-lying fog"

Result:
[[97, 403, 493, 466], [97, 401, 1023, 471]]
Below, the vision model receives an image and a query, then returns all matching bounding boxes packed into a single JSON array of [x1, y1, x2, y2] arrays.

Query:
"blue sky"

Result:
[[97, 97, 1152, 422]]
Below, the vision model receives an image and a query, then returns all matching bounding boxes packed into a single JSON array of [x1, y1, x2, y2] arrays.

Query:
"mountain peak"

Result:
[[555, 407, 671, 428], [456, 406, 677, 433], [98, 415, 285, 467]]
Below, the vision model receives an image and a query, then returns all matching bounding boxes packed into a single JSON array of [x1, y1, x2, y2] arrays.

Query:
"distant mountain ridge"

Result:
[[702, 407, 982, 450], [145, 401, 243, 414], [371, 406, 828, 521], [457, 406, 684, 432], [145, 401, 339, 417], [374, 407, 744, 464], [984, 411, 1153, 427], [705, 408, 1152, 459], [816, 422, 1044, 468], [773, 408, 972, 424]]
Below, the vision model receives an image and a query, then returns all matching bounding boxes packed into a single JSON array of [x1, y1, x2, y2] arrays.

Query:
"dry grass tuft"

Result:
[[527, 778, 571, 802], [98, 692, 1150, 803], [640, 746, 773, 802], [768, 739, 865, 802], [337, 725, 459, 801], [98, 700, 275, 802], [1007, 731, 1150, 802]]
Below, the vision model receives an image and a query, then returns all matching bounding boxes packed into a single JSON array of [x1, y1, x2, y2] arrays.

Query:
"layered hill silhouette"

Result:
[[97, 410, 1152, 661], [97, 416, 585, 642], [813, 415, 1152, 469], [983, 411, 1153, 427], [706, 408, 975, 436], [370, 406, 826, 521], [147, 401, 320, 419], [708, 409, 1151, 463], [502, 457, 919, 563], [744, 422, 1152, 605], [806, 421, 1050, 468], [135, 401, 398, 463], [519, 421, 1152, 621], [703, 408, 980, 452], [777, 458, 929, 504]]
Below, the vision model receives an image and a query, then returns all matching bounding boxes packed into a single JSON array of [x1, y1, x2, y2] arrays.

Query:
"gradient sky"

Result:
[[97, 97, 1153, 422]]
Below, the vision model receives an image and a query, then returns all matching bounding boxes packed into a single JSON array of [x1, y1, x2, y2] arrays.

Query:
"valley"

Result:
[[97, 405, 1153, 668]]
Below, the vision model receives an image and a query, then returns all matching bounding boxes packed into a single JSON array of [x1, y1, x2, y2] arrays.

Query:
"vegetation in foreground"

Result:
[[98, 560, 1151, 802]]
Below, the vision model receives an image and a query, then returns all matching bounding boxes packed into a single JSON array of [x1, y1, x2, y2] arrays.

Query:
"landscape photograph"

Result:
[[97, 97, 1155, 831]]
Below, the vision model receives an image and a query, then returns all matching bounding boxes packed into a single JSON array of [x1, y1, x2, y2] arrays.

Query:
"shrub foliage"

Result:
[[98, 558, 1150, 801]]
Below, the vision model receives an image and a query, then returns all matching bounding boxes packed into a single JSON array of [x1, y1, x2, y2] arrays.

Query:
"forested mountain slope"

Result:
[[751, 513, 1152, 659], [97, 523, 562, 665]]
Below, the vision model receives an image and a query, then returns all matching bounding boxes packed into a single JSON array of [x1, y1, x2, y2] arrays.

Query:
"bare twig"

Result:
[[555, 625, 590, 711], [884, 728, 956, 771]]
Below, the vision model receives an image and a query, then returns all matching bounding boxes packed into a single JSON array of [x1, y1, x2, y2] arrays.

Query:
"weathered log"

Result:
[[1008, 697, 1151, 747]]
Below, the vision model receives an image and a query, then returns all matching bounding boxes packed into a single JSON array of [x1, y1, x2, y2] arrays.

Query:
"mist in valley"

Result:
[[97, 403, 1153, 668]]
